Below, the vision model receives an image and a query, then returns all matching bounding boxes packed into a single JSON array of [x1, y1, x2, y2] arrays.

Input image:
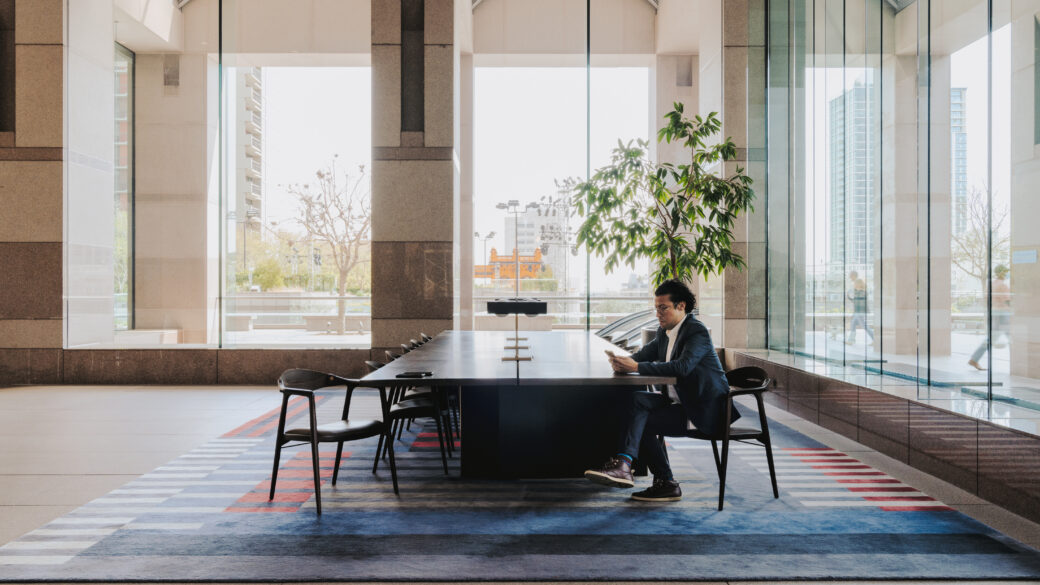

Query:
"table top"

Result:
[[360, 330, 676, 387]]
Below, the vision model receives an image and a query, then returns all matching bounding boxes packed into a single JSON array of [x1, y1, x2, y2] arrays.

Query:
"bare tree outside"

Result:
[[286, 156, 371, 334], [952, 187, 1010, 292]]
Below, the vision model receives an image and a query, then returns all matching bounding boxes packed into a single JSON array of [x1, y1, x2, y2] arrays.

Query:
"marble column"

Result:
[[371, 0, 457, 353], [721, 0, 767, 349], [0, 0, 64, 382]]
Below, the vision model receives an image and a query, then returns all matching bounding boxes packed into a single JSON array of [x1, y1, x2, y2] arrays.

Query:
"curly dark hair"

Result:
[[654, 279, 696, 314]]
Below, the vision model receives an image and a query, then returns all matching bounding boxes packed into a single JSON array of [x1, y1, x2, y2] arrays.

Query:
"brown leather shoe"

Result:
[[631, 478, 682, 502], [584, 456, 635, 488]]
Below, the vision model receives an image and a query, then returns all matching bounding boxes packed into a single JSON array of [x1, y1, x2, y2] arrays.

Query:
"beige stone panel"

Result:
[[722, 0, 748, 46], [371, 0, 400, 44], [371, 160, 453, 241], [134, 198, 207, 261], [372, 45, 401, 148], [371, 241, 453, 319], [181, 0, 218, 52], [425, 0, 453, 45], [723, 318, 749, 349], [474, 0, 585, 55], [590, 0, 655, 54], [313, 0, 371, 53], [0, 319, 61, 348], [372, 318, 452, 349], [14, 0, 62, 44], [135, 123, 209, 195], [724, 242, 748, 320], [722, 46, 748, 151], [424, 45, 453, 148], [14, 45, 62, 147], [0, 161, 61, 241], [135, 54, 210, 126]]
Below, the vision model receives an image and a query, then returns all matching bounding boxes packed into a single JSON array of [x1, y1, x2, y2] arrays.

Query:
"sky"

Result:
[[257, 67, 372, 230]]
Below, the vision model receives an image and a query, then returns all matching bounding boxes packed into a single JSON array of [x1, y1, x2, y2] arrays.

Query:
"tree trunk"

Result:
[[337, 275, 347, 335]]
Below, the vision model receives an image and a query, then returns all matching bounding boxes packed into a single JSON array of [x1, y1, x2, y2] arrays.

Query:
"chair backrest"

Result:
[[364, 360, 384, 373], [410, 339, 421, 348], [726, 366, 770, 390], [278, 368, 344, 392], [385, 351, 401, 362], [400, 344, 412, 354], [420, 332, 433, 342]]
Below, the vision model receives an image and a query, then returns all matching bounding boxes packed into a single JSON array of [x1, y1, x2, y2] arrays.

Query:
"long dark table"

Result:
[[360, 331, 676, 478]]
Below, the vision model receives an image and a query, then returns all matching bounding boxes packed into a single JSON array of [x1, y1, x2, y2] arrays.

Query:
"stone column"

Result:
[[371, 0, 456, 353], [0, 0, 64, 382], [133, 52, 220, 344], [721, 0, 767, 349]]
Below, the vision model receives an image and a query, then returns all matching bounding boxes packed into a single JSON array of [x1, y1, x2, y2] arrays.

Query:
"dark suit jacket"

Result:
[[630, 314, 735, 437]]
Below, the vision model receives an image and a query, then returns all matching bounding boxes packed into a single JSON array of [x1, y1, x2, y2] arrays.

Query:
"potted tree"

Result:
[[566, 103, 755, 289]]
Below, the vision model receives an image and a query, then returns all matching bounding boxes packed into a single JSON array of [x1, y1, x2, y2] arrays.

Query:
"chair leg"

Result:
[[372, 433, 383, 473], [385, 427, 400, 495], [268, 438, 284, 501], [310, 438, 323, 516], [269, 393, 292, 501], [432, 406, 449, 474], [710, 440, 722, 474], [717, 438, 730, 511], [763, 437, 779, 499], [332, 441, 344, 485]]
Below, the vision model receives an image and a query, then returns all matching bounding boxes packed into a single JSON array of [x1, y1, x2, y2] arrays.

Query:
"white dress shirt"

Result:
[[663, 321, 694, 430]]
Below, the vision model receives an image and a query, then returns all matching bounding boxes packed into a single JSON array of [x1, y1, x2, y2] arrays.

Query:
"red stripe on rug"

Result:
[[782, 447, 833, 450], [256, 480, 318, 490], [863, 496, 936, 501], [847, 487, 918, 492], [277, 468, 334, 479], [836, 478, 899, 483], [248, 396, 325, 438], [827, 472, 885, 476], [225, 506, 300, 513], [798, 459, 860, 463], [813, 465, 871, 469], [222, 397, 305, 438], [880, 505, 955, 511], [238, 492, 313, 503]]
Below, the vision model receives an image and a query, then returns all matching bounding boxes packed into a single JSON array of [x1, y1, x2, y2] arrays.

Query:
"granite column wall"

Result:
[[0, 0, 64, 383], [721, 0, 767, 349], [371, 0, 457, 354]]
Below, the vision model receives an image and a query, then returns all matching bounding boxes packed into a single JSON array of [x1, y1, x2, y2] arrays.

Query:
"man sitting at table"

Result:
[[584, 279, 735, 502]]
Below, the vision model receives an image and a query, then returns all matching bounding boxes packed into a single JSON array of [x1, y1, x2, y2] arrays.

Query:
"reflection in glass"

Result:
[[114, 44, 134, 331], [766, 0, 1040, 414]]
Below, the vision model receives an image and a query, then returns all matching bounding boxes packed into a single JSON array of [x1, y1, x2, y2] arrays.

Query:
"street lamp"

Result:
[[474, 231, 496, 275]]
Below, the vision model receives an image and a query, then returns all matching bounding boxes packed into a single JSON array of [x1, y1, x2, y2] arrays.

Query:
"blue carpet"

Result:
[[1, 391, 1039, 580]]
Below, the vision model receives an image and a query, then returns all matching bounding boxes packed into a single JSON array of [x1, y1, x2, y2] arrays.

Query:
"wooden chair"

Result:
[[269, 369, 398, 514], [683, 366, 778, 510]]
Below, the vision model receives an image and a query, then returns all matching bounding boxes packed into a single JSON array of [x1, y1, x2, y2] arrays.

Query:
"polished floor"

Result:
[[2, 384, 1040, 583]]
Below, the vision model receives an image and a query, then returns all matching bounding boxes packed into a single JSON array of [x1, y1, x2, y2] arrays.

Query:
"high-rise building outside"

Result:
[[237, 67, 263, 234], [829, 82, 875, 267], [951, 87, 968, 235]]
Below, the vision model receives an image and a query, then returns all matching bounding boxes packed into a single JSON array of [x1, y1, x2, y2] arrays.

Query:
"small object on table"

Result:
[[488, 298, 548, 361]]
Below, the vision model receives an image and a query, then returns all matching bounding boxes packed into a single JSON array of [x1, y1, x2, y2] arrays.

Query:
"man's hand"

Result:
[[610, 355, 638, 374]]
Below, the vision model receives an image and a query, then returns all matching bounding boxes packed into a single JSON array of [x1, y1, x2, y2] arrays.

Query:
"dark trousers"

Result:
[[618, 390, 689, 481]]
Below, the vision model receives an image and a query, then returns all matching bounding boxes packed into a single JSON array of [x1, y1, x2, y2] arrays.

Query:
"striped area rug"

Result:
[[1, 389, 1039, 580]]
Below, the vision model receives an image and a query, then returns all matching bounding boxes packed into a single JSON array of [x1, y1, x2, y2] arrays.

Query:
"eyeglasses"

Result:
[[654, 304, 675, 314]]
